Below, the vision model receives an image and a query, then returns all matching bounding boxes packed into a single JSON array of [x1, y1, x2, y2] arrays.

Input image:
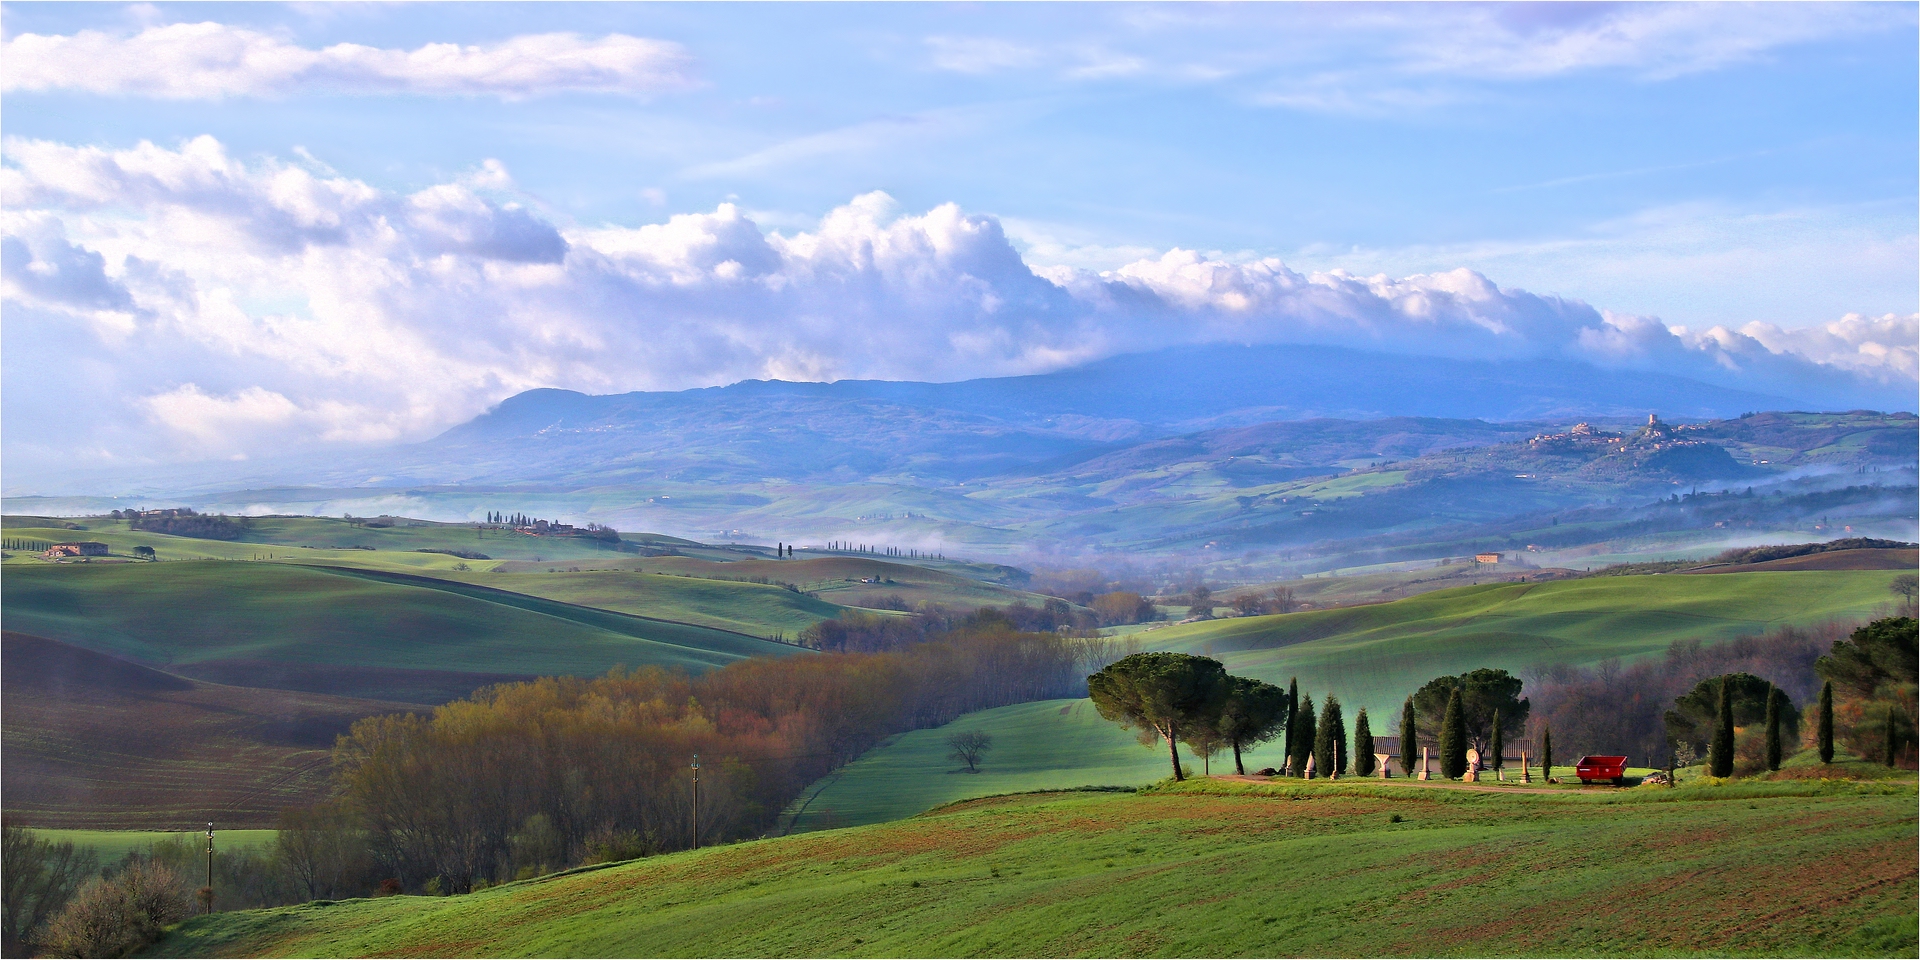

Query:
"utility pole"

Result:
[[691, 755, 700, 851], [204, 822, 215, 914]]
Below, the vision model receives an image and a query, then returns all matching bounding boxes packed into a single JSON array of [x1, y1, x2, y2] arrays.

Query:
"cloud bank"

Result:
[[2, 135, 1912, 479], [1, 23, 697, 99]]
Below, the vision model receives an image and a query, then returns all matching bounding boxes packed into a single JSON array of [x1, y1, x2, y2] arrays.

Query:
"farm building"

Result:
[[43, 541, 108, 559], [1474, 552, 1502, 564]]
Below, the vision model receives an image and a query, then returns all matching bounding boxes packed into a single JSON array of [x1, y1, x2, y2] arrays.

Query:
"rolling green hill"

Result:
[[782, 700, 1201, 834], [1, 563, 803, 704], [1149, 569, 1907, 722], [447, 569, 845, 637], [149, 779, 1917, 958], [482, 554, 1048, 614], [792, 569, 1905, 831]]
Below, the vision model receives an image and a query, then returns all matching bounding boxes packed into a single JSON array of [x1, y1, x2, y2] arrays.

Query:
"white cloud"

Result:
[[1, 23, 698, 99], [2, 135, 1911, 478]]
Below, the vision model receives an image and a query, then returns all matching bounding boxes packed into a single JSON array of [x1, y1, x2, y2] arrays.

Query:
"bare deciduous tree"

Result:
[[945, 730, 995, 773]]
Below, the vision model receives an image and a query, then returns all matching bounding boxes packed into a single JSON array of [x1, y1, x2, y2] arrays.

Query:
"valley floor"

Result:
[[149, 778, 1917, 958]]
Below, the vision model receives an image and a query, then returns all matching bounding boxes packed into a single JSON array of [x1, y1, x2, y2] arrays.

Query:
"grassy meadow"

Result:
[[1150, 568, 1907, 722], [1, 562, 801, 703], [31, 829, 278, 867], [1, 515, 659, 564], [638, 555, 1052, 611], [452, 569, 845, 637], [792, 569, 1905, 830], [149, 778, 1918, 958], [783, 700, 1191, 834]]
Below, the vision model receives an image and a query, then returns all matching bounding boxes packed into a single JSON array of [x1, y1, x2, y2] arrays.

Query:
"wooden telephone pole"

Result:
[[203, 823, 215, 914], [691, 755, 700, 851]]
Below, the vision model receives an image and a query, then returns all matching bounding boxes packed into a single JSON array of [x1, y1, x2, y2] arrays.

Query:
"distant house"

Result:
[[1475, 552, 1502, 564], [43, 541, 108, 559]]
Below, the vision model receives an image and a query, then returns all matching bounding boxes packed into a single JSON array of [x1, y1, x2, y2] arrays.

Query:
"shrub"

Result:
[[2, 820, 95, 955], [41, 862, 187, 959], [1089, 591, 1157, 627]]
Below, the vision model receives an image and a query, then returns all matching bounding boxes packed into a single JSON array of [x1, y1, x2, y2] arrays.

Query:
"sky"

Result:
[[2, 1, 1916, 482]]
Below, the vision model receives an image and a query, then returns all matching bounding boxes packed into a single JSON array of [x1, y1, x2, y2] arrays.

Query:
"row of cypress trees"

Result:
[[1273, 677, 1382, 778], [1396, 691, 1550, 779], [1705, 674, 1829, 777], [1281, 670, 1853, 783]]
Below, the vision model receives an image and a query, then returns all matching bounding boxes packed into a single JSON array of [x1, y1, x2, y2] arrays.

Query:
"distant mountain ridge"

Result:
[[0, 342, 1834, 498], [413, 343, 1798, 487]]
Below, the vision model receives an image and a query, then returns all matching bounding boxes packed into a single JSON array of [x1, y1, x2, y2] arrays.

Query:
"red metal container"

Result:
[[1574, 755, 1630, 785]]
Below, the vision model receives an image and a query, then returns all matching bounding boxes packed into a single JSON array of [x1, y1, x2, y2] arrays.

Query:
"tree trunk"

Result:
[[1232, 740, 1245, 776], [1165, 722, 1185, 781]]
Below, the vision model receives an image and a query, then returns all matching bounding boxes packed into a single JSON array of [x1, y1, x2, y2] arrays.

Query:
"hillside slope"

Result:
[[1, 563, 803, 703], [148, 781, 1917, 958], [1149, 568, 1907, 721], [1, 634, 409, 828], [793, 569, 1905, 830]]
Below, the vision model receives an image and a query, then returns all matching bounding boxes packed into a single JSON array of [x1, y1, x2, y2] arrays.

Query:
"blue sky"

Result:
[[2, 2, 1915, 477]]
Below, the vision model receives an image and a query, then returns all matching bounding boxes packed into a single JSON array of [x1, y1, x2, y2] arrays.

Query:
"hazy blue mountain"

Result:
[[409, 343, 1797, 487], [0, 343, 1820, 498]]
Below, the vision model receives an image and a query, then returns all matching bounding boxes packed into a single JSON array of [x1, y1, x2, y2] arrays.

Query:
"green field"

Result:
[[1, 517, 1039, 635], [1150, 569, 1906, 723], [149, 779, 1918, 958], [796, 569, 1905, 831], [29, 829, 278, 866], [1, 516, 665, 564], [447, 570, 845, 637], [640, 555, 1052, 611], [784, 700, 1216, 833], [1, 562, 801, 702]]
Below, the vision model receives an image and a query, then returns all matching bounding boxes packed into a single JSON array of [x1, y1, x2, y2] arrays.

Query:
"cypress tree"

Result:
[[1291, 694, 1317, 777], [1354, 709, 1376, 776], [1709, 674, 1735, 777], [1314, 697, 1345, 777], [1763, 683, 1782, 772], [1332, 700, 1348, 775], [1490, 708, 1504, 773], [1282, 678, 1299, 773], [1440, 688, 1468, 779], [1817, 681, 1834, 763], [1541, 723, 1553, 780], [1399, 699, 1418, 778]]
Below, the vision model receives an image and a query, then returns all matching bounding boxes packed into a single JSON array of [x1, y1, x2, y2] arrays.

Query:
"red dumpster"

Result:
[[1575, 755, 1630, 786]]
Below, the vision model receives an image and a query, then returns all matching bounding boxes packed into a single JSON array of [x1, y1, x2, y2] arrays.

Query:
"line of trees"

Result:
[[282, 619, 1122, 895], [127, 510, 248, 541], [1526, 616, 1915, 771], [1088, 654, 1301, 780]]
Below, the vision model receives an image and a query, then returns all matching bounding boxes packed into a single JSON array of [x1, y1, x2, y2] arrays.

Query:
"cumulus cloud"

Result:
[[2, 134, 1911, 479], [1, 23, 697, 99]]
